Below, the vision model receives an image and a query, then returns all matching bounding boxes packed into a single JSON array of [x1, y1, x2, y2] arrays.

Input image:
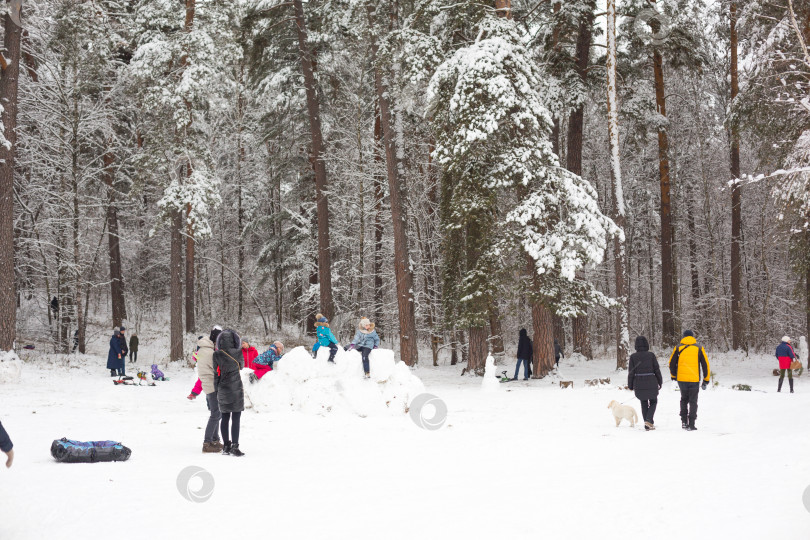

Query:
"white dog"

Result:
[[608, 400, 638, 428]]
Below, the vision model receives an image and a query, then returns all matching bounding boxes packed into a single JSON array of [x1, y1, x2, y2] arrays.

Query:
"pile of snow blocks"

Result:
[[50, 438, 132, 463]]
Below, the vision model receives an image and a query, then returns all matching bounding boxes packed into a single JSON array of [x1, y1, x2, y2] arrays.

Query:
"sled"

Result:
[[113, 376, 136, 386], [50, 438, 132, 463]]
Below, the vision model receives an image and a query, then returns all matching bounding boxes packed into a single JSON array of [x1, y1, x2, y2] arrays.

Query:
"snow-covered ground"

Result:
[[1, 348, 809, 539]]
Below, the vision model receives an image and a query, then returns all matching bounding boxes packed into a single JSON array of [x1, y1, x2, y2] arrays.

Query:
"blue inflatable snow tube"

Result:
[[50, 438, 132, 463]]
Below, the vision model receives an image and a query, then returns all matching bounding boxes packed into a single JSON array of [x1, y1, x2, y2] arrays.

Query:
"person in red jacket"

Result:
[[241, 340, 259, 370], [776, 336, 797, 393]]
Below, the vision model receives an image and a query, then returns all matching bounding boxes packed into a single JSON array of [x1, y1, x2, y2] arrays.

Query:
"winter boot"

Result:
[[681, 418, 688, 430], [778, 378, 784, 392], [211, 439, 224, 451], [687, 421, 697, 431], [230, 444, 245, 457], [110, 369, 117, 377], [789, 379, 794, 393], [202, 442, 220, 453], [644, 422, 655, 431], [221, 442, 232, 456]]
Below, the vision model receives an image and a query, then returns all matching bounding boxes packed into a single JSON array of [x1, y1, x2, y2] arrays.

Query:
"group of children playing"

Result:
[[187, 314, 382, 398], [313, 314, 380, 378]]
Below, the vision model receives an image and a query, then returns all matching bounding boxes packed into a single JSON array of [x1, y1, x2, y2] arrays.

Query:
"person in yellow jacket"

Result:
[[668, 330, 711, 431]]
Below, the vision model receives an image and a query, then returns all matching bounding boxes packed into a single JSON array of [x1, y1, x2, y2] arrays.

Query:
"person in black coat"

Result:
[[628, 336, 663, 430], [118, 326, 128, 362], [213, 329, 245, 457], [0, 420, 13, 468], [554, 338, 564, 367], [514, 328, 533, 381]]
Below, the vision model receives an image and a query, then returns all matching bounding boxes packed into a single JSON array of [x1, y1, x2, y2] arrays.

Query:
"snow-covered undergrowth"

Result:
[[243, 346, 425, 417], [0, 350, 22, 383]]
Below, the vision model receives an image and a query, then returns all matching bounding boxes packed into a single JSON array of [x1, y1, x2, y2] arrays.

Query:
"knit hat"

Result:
[[318, 316, 328, 323], [782, 336, 791, 343], [359, 317, 371, 327], [120, 326, 126, 332], [682, 329, 695, 338]]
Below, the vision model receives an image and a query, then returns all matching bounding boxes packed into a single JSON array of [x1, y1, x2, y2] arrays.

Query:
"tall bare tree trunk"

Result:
[[185, 202, 195, 332], [606, 0, 629, 370], [170, 208, 184, 362], [367, 2, 418, 366], [0, 9, 21, 350], [687, 185, 700, 304], [729, 1, 745, 350], [102, 151, 126, 327], [468, 325, 488, 375], [293, 0, 334, 320], [373, 110, 384, 329], [237, 79, 245, 321], [568, 5, 595, 360], [488, 305, 505, 360], [650, 2, 675, 345]]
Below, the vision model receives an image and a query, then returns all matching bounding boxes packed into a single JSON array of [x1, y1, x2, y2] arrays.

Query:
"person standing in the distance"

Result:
[[554, 338, 564, 368], [199, 326, 224, 453], [107, 328, 124, 377], [0, 420, 13, 468], [118, 327, 128, 370], [72, 329, 79, 353], [213, 328, 246, 457], [129, 332, 139, 364], [628, 336, 662, 431], [347, 317, 380, 378], [513, 328, 532, 381], [775, 336, 797, 393], [668, 330, 711, 431]]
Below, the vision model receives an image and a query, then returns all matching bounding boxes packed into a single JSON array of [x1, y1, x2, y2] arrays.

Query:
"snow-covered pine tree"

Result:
[[129, 0, 239, 358], [428, 9, 618, 376]]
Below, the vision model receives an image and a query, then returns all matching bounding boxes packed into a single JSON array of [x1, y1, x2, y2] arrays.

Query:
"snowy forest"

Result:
[[1, 0, 808, 376]]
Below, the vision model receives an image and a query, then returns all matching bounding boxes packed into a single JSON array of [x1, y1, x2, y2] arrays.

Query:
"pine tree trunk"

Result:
[[237, 81, 245, 322], [170, 208, 184, 362], [103, 151, 126, 327], [652, 30, 675, 345], [687, 185, 700, 303], [606, 0, 629, 370], [494, 0, 511, 18], [468, 325, 488, 375], [488, 305, 505, 360], [185, 203, 195, 333], [531, 300, 555, 378], [373, 110, 384, 328], [368, 4, 418, 366], [293, 0, 333, 320], [567, 5, 595, 361], [729, 1, 744, 350], [553, 315, 566, 351], [0, 11, 21, 350]]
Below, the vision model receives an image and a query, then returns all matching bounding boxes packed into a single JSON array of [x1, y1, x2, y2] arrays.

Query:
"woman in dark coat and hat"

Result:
[[106, 328, 124, 377], [213, 328, 246, 456], [628, 336, 662, 430]]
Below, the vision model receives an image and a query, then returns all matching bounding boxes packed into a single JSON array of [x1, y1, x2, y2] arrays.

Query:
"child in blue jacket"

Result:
[[313, 313, 339, 363]]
